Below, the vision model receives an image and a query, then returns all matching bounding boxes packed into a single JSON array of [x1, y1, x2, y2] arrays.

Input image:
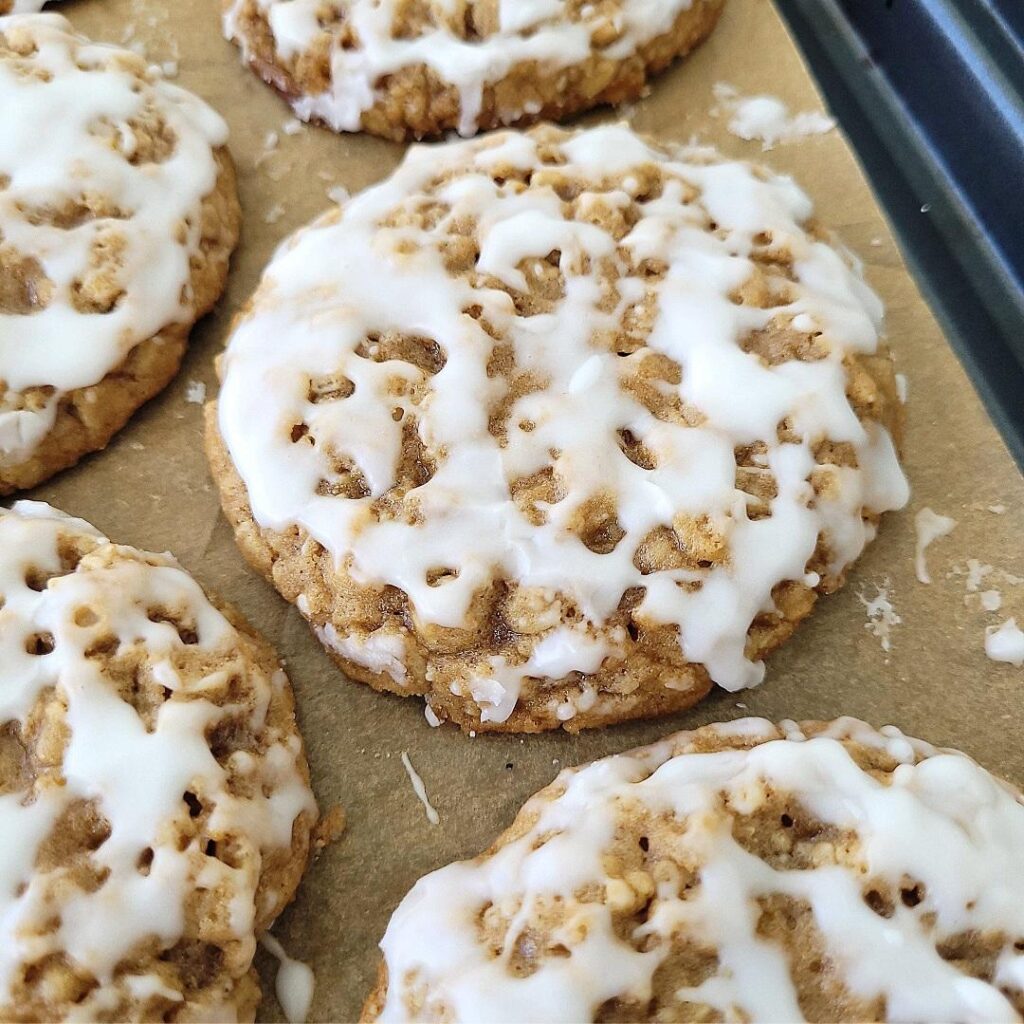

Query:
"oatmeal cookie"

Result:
[[0, 502, 317, 1022], [364, 717, 1024, 1023], [0, 14, 240, 494], [207, 123, 908, 733], [223, 0, 725, 140]]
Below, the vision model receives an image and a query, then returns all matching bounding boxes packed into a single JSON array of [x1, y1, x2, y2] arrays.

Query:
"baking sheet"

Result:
[[24, 0, 1024, 1019]]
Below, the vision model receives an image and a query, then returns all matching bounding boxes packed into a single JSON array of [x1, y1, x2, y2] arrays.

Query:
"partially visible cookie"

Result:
[[223, 0, 725, 140], [0, 14, 240, 493], [364, 717, 1024, 1023], [1, 0, 72, 13], [0, 502, 317, 1022], [208, 123, 908, 734]]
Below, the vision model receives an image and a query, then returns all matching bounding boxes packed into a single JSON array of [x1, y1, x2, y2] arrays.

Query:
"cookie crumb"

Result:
[[312, 805, 346, 850]]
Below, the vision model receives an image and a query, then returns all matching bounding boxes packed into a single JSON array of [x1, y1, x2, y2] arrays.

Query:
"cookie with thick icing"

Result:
[[0, 14, 240, 493], [364, 717, 1024, 1022], [0, 502, 317, 1022], [207, 123, 908, 733], [223, 0, 725, 140]]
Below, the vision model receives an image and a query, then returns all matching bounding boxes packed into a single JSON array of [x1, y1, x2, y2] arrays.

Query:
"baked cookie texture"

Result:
[[0, 13, 241, 494], [207, 123, 909, 734], [364, 717, 1024, 1023], [222, 0, 725, 140], [0, 502, 317, 1022]]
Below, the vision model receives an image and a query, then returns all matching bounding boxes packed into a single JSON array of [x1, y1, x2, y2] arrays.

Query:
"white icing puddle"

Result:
[[401, 751, 440, 825], [985, 619, 1024, 667], [859, 580, 901, 653], [913, 507, 956, 584], [712, 82, 835, 150], [260, 933, 315, 1024]]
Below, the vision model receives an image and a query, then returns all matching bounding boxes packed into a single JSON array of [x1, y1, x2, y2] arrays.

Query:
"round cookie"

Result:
[[0, 14, 241, 494], [222, 0, 725, 140], [0, 502, 317, 1022], [364, 717, 1024, 1023], [207, 123, 909, 734]]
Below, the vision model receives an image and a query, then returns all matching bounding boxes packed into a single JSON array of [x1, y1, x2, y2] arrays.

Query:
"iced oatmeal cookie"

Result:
[[0, 502, 317, 1022], [223, 0, 725, 140], [364, 717, 1024, 1023], [0, 14, 240, 493], [207, 123, 908, 733]]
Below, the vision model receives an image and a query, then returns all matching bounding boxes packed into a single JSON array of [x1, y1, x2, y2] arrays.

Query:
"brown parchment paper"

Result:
[[22, 0, 1024, 1019]]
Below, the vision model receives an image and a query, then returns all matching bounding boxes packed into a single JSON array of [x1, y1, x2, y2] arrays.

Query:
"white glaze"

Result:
[[966, 558, 993, 593], [0, 14, 227, 468], [224, 0, 697, 136], [713, 83, 835, 151], [913, 507, 956, 585], [217, 125, 909, 722], [0, 502, 316, 1016], [261, 933, 316, 1024], [376, 718, 1024, 1023], [985, 619, 1024, 667], [859, 579, 900, 653], [401, 751, 441, 825], [316, 622, 409, 685], [956, 559, 1023, 610]]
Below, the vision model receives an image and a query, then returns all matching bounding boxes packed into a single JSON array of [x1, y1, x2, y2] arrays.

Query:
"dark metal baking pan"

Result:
[[775, 0, 1024, 469]]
